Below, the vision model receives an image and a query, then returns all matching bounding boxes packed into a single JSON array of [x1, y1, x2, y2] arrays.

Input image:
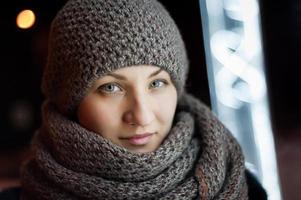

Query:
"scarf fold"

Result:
[[21, 93, 248, 199]]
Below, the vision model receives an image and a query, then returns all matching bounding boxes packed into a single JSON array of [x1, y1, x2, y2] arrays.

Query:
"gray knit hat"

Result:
[[42, 0, 189, 115]]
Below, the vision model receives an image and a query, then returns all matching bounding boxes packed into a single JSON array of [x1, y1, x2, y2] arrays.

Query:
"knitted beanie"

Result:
[[42, 0, 189, 115]]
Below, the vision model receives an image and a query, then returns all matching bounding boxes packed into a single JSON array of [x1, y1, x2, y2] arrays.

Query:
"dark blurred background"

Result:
[[0, 0, 300, 199]]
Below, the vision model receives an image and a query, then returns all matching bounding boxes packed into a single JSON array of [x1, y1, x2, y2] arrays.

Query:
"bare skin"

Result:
[[77, 65, 177, 153]]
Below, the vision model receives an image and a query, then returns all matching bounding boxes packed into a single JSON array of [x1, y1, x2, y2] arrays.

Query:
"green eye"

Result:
[[99, 83, 122, 93], [150, 79, 167, 89]]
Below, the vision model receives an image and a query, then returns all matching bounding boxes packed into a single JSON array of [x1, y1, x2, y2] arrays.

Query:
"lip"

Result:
[[124, 133, 154, 146]]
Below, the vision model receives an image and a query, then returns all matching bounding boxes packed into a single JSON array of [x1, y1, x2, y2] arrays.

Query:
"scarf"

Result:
[[21, 93, 248, 199]]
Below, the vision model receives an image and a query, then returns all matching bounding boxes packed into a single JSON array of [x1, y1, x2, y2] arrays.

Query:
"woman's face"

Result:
[[77, 65, 177, 153]]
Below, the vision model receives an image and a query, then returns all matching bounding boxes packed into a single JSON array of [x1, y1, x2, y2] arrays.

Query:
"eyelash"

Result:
[[149, 79, 168, 89], [97, 79, 168, 94], [98, 83, 123, 94]]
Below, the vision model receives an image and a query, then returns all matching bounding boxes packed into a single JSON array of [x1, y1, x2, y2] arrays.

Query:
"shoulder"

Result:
[[0, 187, 21, 200], [245, 170, 268, 200]]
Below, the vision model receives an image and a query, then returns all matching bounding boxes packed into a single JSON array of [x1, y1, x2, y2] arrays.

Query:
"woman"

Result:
[[1, 0, 267, 199]]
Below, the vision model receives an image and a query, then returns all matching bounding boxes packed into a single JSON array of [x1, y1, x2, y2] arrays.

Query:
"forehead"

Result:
[[112, 65, 161, 75], [89, 65, 172, 90], [105, 65, 171, 79]]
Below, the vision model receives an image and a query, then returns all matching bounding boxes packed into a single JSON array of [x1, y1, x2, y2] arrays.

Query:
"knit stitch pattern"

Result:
[[42, 0, 188, 115], [21, 94, 248, 199]]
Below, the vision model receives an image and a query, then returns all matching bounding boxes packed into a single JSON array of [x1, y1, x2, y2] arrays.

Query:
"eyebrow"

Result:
[[108, 68, 163, 80]]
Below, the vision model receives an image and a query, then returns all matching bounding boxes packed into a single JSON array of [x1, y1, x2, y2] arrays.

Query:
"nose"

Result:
[[123, 92, 155, 127]]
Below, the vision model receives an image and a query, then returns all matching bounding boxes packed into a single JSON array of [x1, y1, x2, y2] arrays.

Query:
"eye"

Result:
[[149, 79, 167, 89], [98, 83, 122, 94]]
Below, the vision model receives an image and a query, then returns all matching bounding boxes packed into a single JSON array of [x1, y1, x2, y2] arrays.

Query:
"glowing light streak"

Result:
[[199, 0, 282, 199]]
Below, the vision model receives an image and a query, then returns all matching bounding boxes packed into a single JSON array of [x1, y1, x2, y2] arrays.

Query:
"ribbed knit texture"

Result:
[[21, 94, 248, 199], [42, 0, 188, 115]]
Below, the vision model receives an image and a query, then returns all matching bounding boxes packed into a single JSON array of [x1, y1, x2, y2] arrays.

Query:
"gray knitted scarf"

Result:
[[21, 94, 248, 199]]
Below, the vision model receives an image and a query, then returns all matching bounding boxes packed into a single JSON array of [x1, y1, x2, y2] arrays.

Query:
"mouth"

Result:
[[121, 133, 155, 146]]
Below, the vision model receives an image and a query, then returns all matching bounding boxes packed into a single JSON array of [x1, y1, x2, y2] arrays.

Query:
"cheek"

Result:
[[77, 97, 120, 134], [155, 89, 177, 124]]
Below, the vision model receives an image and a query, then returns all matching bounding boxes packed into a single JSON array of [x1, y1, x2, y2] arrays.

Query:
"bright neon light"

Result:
[[199, 0, 282, 199]]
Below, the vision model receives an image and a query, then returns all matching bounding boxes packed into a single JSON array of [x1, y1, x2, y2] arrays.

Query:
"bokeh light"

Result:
[[16, 9, 36, 29]]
